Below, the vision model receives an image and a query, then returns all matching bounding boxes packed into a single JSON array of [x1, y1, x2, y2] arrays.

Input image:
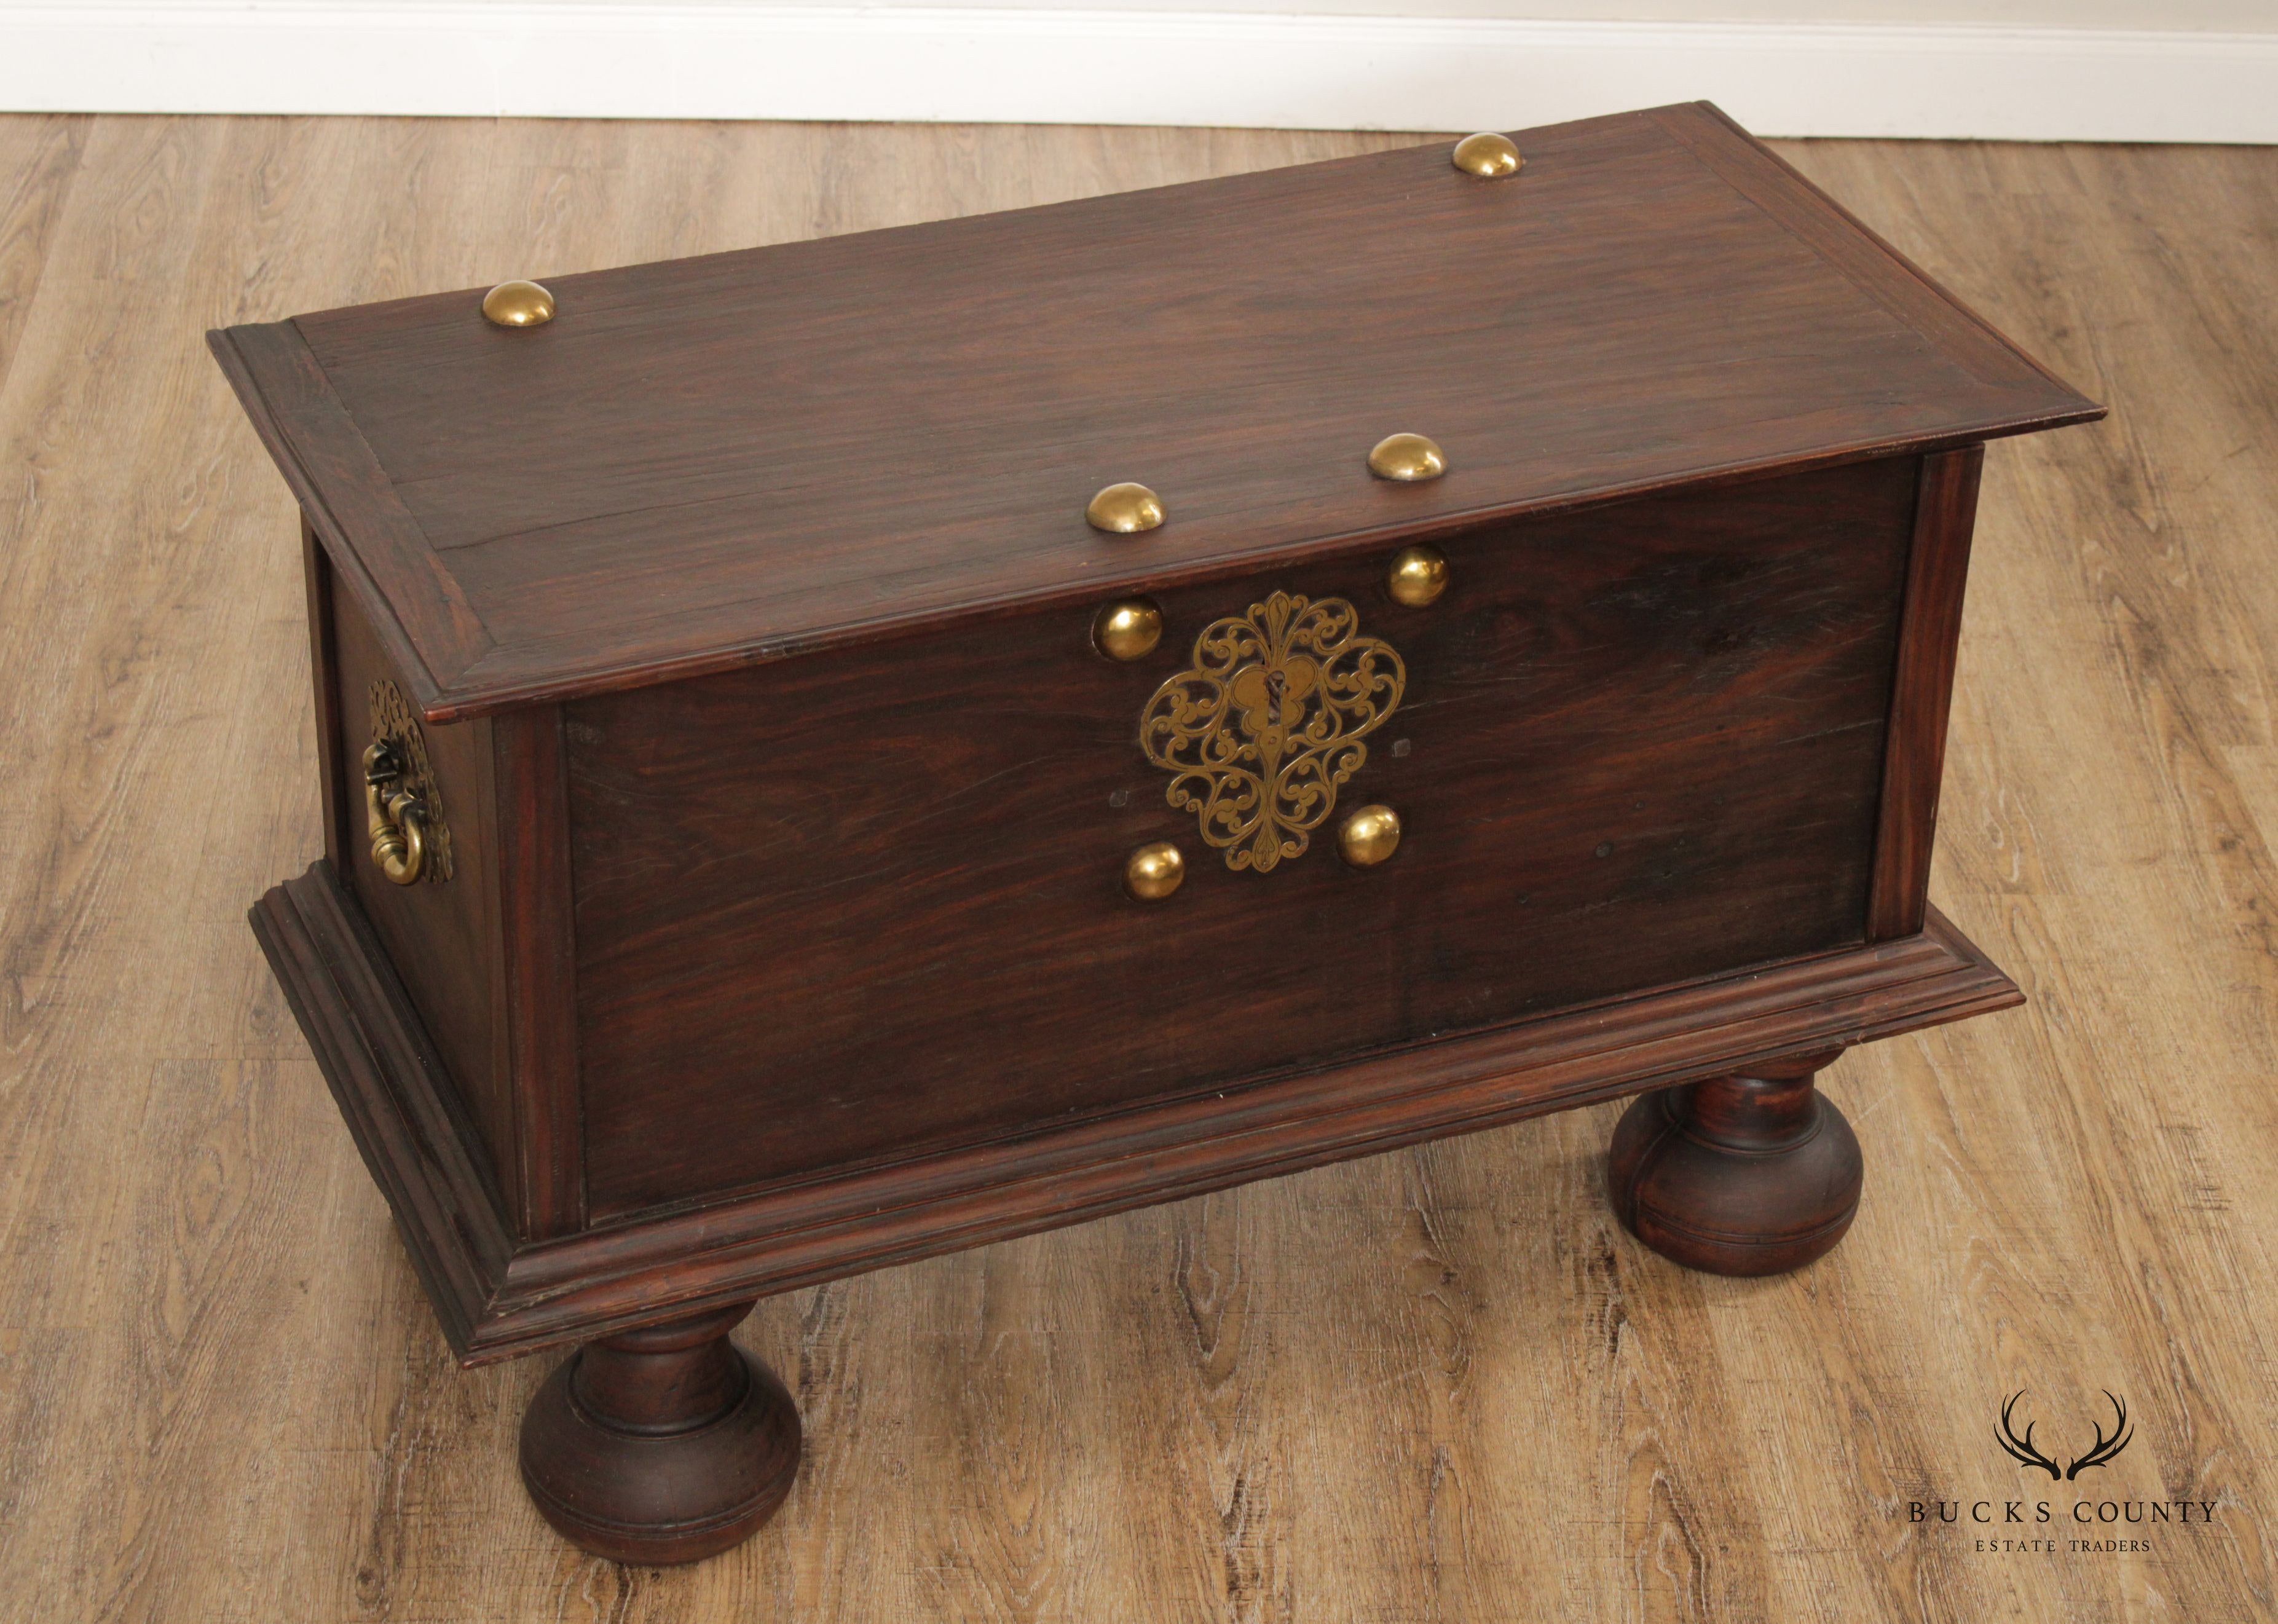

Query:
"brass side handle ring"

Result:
[[363, 741, 428, 886]]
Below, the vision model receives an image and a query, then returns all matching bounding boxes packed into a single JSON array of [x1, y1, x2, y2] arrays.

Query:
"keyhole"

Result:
[[1266, 669, 1287, 709]]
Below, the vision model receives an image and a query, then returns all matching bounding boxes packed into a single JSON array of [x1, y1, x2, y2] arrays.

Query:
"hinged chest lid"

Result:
[[211, 101, 2098, 723]]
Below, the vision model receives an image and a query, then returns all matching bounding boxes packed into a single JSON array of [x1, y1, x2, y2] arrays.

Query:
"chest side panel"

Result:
[[327, 579, 508, 1179], [569, 457, 1916, 1218]]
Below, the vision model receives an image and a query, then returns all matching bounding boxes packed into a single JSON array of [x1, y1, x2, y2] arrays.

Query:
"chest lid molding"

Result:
[[210, 101, 2100, 725]]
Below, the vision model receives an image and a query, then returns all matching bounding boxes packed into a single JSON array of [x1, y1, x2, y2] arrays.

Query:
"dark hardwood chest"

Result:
[[214, 103, 2100, 1563]]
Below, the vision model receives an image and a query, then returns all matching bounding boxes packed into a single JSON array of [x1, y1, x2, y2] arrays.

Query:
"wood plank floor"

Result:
[[1, 114, 2273, 1623]]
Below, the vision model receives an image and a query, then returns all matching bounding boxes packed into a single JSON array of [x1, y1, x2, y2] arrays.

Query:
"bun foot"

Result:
[[1606, 1050, 1863, 1277], [519, 1300, 801, 1565]]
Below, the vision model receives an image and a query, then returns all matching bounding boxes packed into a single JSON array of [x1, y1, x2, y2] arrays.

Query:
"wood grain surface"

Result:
[[209, 104, 2095, 722], [0, 114, 2272, 1623], [1869, 446, 1985, 942], [569, 457, 1915, 1216]]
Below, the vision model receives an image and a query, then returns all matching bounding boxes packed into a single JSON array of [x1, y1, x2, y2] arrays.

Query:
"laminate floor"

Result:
[[0, 114, 2272, 1623]]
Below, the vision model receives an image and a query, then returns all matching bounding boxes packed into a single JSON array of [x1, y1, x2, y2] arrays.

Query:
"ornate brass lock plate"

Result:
[[365, 679, 453, 885], [1140, 592, 1405, 872]]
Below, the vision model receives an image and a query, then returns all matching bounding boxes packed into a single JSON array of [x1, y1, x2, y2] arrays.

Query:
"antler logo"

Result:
[[1996, 1391, 2133, 1481]]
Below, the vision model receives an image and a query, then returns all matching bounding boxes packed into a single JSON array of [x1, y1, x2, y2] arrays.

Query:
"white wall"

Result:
[[206, 0, 2266, 18], [2, 0, 2273, 139]]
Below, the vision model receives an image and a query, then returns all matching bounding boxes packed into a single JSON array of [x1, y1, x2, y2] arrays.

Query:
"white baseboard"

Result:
[[2, 4, 2274, 140]]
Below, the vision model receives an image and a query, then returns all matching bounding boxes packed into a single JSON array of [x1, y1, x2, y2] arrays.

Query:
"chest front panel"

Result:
[[564, 456, 1917, 1218]]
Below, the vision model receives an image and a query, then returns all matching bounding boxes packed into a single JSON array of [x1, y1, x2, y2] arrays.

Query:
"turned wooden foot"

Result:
[[519, 1300, 801, 1565], [1606, 1049, 1863, 1277]]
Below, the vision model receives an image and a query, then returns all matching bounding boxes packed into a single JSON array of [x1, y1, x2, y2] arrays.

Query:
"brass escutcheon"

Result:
[[1140, 592, 1405, 873], [364, 680, 452, 886]]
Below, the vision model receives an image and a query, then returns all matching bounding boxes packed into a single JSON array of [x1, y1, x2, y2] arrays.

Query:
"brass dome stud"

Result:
[[1386, 544, 1449, 607], [1451, 133, 1524, 179], [1093, 598, 1165, 661], [1124, 840, 1186, 901], [481, 280, 556, 328], [1338, 805, 1403, 868], [1086, 482, 1166, 534], [1368, 433, 1447, 483]]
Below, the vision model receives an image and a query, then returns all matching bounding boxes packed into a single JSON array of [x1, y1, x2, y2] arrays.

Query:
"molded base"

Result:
[[251, 862, 2014, 1358]]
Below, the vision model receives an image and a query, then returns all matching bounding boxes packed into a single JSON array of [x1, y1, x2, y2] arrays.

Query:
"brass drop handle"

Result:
[[363, 741, 428, 886]]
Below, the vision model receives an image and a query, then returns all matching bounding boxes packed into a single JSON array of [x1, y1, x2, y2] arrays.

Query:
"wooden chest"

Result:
[[214, 104, 2099, 1563]]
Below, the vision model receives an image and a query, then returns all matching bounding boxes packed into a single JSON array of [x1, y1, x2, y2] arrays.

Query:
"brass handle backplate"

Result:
[[363, 679, 452, 886]]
